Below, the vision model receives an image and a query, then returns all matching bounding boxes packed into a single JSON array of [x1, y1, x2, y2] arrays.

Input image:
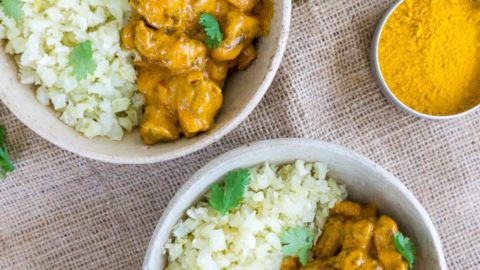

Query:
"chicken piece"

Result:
[[331, 201, 362, 217], [360, 258, 383, 270], [211, 11, 260, 61], [192, 0, 217, 14], [136, 66, 171, 104], [281, 257, 301, 270], [301, 259, 335, 270], [361, 203, 378, 220], [234, 44, 257, 70], [130, 0, 189, 31], [134, 21, 206, 73], [140, 71, 222, 142], [140, 105, 180, 144], [121, 14, 140, 50], [180, 0, 231, 34], [226, 0, 259, 11], [213, 0, 230, 17], [169, 72, 223, 137], [374, 216, 408, 270], [193, 0, 229, 17], [253, 0, 273, 35], [377, 251, 407, 270], [314, 217, 344, 259], [184, 0, 218, 30], [373, 216, 398, 251], [139, 78, 181, 144], [336, 249, 368, 269], [206, 58, 229, 81], [343, 219, 375, 251], [308, 250, 382, 270]]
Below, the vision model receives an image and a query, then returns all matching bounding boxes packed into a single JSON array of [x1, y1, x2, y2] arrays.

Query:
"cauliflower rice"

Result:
[[164, 161, 347, 270], [0, 0, 143, 140]]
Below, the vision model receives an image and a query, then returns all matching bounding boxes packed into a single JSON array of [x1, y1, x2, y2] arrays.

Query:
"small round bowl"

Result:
[[0, 1, 291, 164], [143, 139, 447, 270], [370, 0, 480, 120]]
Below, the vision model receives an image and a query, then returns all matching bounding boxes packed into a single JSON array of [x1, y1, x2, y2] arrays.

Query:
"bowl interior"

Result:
[[0, 0, 291, 164], [144, 139, 446, 270], [370, 0, 480, 120]]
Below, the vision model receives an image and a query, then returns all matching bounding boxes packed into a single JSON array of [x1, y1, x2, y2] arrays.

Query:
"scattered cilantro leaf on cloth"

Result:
[[199, 12, 223, 49], [68, 41, 97, 81], [0, 125, 14, 179], [393, 232, 416, 268], [1, 0, 22, 20], [208, 169, 251, 215], [281, 227, 314, 266]]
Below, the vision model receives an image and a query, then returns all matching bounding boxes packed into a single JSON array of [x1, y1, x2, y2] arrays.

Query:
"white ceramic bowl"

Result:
[[144, 139, 446, 270], [0, 1, 291, 164], [370, 0, 480, 120]]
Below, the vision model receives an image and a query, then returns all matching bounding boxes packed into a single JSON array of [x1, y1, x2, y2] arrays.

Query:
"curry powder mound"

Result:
[[379, 0, 480, 116]]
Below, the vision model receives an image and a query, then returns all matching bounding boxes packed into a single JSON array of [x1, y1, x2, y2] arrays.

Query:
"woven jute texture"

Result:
[[1, 0, 479, 269]]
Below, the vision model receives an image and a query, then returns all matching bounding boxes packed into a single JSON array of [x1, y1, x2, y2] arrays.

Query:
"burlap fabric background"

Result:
[[0, 0, 478, 269]]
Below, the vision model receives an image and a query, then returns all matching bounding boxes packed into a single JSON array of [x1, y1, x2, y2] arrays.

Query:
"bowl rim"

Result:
[[0, 1, 292, 164], [370, 0, 480, 120], [143, 138, 447, 270]]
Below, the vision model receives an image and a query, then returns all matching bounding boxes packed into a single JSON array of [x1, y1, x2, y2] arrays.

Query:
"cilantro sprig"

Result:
[[208, 169, 251, 216], [1, 0, 22, 20], [393, 232, 416, 268], [0, 125, 14, 179], [68, 41, 97, 81], [281, 227, 314, 266], [199, 12, 223, 49]]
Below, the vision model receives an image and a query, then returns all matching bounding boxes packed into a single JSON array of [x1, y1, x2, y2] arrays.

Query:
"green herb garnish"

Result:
[[393, 232, 417, 268], [208, 169, 251, 216], [0, 125, 14, 179], [68, 40, 96, 81], [1, 0, 22, 20], [281, 227, 314, 266], [199, 12, 223, 49]]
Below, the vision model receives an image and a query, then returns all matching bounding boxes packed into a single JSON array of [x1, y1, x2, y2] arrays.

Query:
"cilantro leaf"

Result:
[[0, 125, 14, 179], [199, 12, 223, 49], [393, 232, 416, 268], [281, 227, 314, 266], [1, 0, 22, 20], [68, 41, 96, 81], [208, 169, 251, 215]]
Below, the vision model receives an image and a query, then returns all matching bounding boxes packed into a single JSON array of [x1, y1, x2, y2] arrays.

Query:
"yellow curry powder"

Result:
[[379, 0, 480, 115]]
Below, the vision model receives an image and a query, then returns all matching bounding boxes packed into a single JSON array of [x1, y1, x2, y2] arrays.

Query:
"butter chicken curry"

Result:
[[122, 0, 273, 144], [281, 201, 410, 270]]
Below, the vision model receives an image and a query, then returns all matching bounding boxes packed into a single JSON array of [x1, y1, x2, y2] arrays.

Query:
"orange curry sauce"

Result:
[[281, 201, 409, 270], [121, 0, 273, 144]]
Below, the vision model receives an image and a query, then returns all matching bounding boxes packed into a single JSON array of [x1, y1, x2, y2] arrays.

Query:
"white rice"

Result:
[[164, 160, 347, 270], [0, 0, 143, 140]]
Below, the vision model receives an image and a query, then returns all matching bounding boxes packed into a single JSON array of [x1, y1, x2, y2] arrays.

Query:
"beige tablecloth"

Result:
[[1, 0, 479, 269]]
